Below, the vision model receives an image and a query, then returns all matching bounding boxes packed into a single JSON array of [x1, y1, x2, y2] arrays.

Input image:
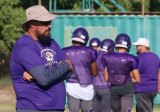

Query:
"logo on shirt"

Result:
[[41, 49, 57, 67], [45, 51, 54, 61]]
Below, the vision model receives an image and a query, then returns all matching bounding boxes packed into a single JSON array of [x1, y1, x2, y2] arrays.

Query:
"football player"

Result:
[[63, 27, 98, 112], [102, 34, 140, 112], [92, 39, 114, 112]]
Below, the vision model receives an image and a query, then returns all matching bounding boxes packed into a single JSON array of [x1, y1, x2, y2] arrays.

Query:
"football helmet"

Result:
[[115, 33, 131, 51], [72, 27, 89, 45], [101, 39, 115, 53], [89, 38, 101, 47]]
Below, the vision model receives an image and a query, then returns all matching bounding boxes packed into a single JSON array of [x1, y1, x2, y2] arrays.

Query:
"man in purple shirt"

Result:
[[10, 5, 72, 112], [102, 34, 140, 112], [63, 27, 97, 112], [132, 38, 160, 112], [92, 39, 114, 112]]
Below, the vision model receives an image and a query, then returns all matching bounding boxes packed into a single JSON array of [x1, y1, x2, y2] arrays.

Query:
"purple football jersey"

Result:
[[10, 34, 66, 110], [102, 52, 138, 82], [93, 51, 109, 88], [134, 52, 160, 92], [63, 46, 97, 85]]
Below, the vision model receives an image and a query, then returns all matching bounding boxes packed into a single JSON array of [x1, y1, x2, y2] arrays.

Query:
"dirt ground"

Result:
[[0, 84, 16, 112]]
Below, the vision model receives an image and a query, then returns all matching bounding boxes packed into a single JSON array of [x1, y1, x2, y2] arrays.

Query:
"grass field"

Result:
[[0, 77, 160, 112]]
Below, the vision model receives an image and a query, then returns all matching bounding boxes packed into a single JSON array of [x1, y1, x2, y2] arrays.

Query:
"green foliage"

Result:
[[149, 0, 160, 11], [72, 2, 82, 11], [0, 0, 25, 54], [95, 0, 133, 12], [131, 0, 142, 11], [117, 0, 132, 11], [55, 0, 80, 10], [20, 0, 38, 9], [52, 0, 158, 13], [20, 0, 49, 10], [93, 0, 150, 12]]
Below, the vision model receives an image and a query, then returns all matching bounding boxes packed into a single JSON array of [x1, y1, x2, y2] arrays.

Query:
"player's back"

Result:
[[103, 52, 138, 78], [63, 46, 96, 85], [103, 52, 138, 95]]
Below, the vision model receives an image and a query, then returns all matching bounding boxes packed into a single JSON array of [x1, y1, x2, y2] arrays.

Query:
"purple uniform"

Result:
[[102, 52, 138, 112], [10, 34, 68, 110], [63, 46, 97, 85], [134, 52, 160, 92], [93, 51, 109, 88], [92, 51, 112, 112], [103, 52, 138, 83]]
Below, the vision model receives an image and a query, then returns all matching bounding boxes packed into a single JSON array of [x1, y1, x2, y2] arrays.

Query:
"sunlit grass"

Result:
[[0, 103, 15, 112]]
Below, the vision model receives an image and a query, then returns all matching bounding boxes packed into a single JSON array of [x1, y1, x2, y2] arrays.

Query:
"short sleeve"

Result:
[[15, 44, 44, 71], [51, 40, 66, 61]]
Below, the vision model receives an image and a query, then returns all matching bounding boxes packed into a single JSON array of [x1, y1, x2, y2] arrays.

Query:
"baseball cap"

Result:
[[22, 5, 56, 29], [132, 38, 150, 47]]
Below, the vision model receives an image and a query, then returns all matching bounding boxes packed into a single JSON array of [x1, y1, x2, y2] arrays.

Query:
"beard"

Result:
[[37, 31, 52, 46], [136, 48, 141, 55], [136, 51, 140, 55]]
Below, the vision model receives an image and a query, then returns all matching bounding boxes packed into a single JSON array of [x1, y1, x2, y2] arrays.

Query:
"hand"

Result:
[[158, 86, 160, 94], [23, 71, 33, 81]]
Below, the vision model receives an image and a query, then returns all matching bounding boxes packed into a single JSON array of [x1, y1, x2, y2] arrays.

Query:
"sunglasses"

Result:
[[38, 21, 51, 26]]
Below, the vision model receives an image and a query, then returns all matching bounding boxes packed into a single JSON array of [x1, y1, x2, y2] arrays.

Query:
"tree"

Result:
[[0, 0, 25, 54], [149, 0, 160, 11], [0, 0, 49, 55], [0, 0, 25, 77], [94, 0, 149, 13], [131, 0, 150, 12]]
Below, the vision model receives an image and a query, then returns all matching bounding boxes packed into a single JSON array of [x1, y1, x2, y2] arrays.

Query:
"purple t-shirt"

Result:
[[63, 46, 97, 85], [102, 52, 138, 81], [93, 51, 109, 88], [10, 34, 66, 110], [134, 52, 160, 92]]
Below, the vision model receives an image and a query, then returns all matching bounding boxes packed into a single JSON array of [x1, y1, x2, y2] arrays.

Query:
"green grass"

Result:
[[0, 103, 15, 112]]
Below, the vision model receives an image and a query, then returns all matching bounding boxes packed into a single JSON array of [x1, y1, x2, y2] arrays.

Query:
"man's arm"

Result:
[[130, 69, 140, 83], [17, 45, 72, 86], [91, 62, 98, 76], [104, 67, 108, 81], [28, 60, 72, 86]]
